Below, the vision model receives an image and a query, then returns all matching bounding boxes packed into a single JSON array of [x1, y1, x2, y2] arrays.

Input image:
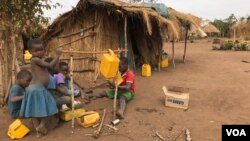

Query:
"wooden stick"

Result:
[[172, 39, 175, 68], [173, 127, 185, 141], [124, 16, 128, 57], [55, 33, 96, 49], [11, 39, 17, 85], [155, 131, 165, 141], [183, 28, 188, 63], [70, 55, 75, 132], [103, 124, 118, 132], [73, 69, 94, 73], [93, 10, 97, 81], [0, 57, 3, 101], [94, 109, 106, 138], [61, 49, 127, 54], [60, 57, 96, 61], [113, 74, 119, 120], [58, 24, 96, 38]]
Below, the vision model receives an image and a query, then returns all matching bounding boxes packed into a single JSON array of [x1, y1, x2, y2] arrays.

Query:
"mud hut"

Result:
[[230, 21, 250, 40], [41, 0, 178, 82], [203, 24, 220, 37]]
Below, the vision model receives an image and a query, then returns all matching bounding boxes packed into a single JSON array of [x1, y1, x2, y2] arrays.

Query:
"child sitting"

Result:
[[54, 62, 80, 97], [45, 57, 71, 109], [19, 38, 61, 137], [8, 70, 32, 119], [100, 57, 135, 119]]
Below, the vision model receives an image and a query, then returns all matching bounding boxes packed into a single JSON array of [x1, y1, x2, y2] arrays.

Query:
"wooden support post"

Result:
[[61, 49, 127, 54], [0, 42, 3, 103], [3, 41, 8, 102], [0, 55, 3, 104], [172, 38, 175, 68], [70, 55, 75, 133], [233, 28, 236, 43], [124, 16, 128, 57], [183, 28, 188, 63], [11, 38, 17, 85], [93, 10, 97, 81]]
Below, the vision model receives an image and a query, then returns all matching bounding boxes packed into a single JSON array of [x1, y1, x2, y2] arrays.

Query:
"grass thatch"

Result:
[[203, 24, 220, 33], [230, 21, 250, 40], [167, 7, 206, 40], [41, 0, 179, 81]]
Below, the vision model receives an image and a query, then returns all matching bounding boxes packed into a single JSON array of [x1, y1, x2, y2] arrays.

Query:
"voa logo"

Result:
[[226, 129, 246, 136]]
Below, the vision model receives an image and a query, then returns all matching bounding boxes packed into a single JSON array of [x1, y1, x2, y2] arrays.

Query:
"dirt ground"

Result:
[[1, 39, 250, 141]]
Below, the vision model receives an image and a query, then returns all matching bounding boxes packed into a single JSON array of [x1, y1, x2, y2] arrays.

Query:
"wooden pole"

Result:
[[124, 16, 128, 57], [0, 54, 3, 104], [233, 28, 236, 43], [70, 55, 75, 133], [183, 27, 188, 63], [3, 40, 8, 103], [61, 49, 127, 54], [172, 38, 175, 68], [93, 10, 97, 81], [11, 38, 17, 85], [113, 73, 119, 120], [0, 41, 4, 103]]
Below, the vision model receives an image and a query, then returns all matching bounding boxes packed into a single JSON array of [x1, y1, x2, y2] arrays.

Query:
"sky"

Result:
[[43, 0, 250, 22]]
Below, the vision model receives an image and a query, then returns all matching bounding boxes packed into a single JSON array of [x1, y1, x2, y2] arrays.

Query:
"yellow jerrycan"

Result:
[[59, 108, 86, 121], [24, 50, 32, 63], [7, 119, 30, 139], [76, 111, 100, 128], [161, 58, 168, 68], [100, 49, 120, 79], [142, 64, 151, 77]]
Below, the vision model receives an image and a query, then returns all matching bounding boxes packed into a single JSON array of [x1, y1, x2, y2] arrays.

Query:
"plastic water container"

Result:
[[161, 58, 168, 68], [59, 108, 86, 121], [24, 50, 32, 63], [142, 64, 151, 77], [100, 49, 120, 79], [7, 119, 30, 139], [83, 112, 100, 127]]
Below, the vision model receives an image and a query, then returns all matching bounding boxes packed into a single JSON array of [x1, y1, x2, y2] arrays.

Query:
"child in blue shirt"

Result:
[[8, 70, 32, 118]]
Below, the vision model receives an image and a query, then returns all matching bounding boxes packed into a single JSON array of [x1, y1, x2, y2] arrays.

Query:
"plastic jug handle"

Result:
[[108, 49, 114, 56]]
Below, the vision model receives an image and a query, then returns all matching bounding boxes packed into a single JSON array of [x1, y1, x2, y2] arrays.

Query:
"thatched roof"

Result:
[[41, 0, 179, 44], [167, 7, 206, 37], [230, 21, 250, 38], [203, 24, 220, 33]]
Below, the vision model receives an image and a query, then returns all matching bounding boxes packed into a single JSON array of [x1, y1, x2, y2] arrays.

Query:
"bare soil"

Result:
[[1, 39, 250, 141]]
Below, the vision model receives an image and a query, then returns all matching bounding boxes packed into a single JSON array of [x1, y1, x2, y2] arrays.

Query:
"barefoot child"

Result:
[[54, 62, 81, 97], [19, 38, 61, 137], [8, 70, 32, 119], [100, 57, 135, 119], [45, 57, 71, 109]]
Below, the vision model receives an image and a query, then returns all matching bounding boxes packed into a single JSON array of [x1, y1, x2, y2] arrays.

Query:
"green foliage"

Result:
[[214, 41, 249, 51], [210, 14, 238, 37], [233, 43, 248, 51], [0, 0, 60, 38], [219, 41, 234, 50]]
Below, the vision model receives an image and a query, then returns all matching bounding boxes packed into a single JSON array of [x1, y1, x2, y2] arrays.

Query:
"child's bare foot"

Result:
[[36, 132, 43, 138], [36, 125, 47, 135]]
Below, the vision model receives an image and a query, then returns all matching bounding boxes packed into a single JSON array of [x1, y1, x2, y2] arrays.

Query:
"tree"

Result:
[[0, 0, 59, 104], [225, 14, 238, 26], [240, 17, 245, 22], [247, 16, 250, 23]]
